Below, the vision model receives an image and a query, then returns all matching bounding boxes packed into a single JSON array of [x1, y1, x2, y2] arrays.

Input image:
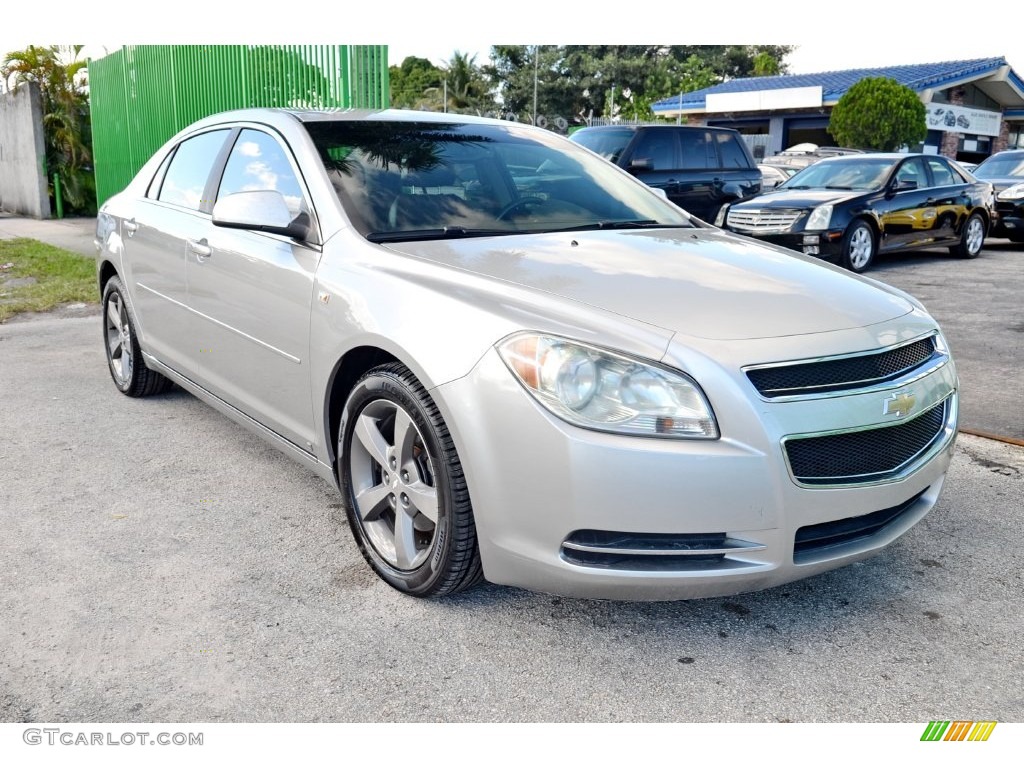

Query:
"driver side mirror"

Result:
[[892, 178, 918, 192], [212, 190, 310, 240]]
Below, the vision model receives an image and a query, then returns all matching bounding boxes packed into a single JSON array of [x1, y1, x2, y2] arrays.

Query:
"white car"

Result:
[[95, 109, 959, 600]]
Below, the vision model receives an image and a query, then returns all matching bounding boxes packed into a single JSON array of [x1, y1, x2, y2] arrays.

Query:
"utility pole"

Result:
[[533, 45, 539, 126]]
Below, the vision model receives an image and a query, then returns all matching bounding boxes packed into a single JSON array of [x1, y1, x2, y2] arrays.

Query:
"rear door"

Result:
[[922, 156, 971, 243], [673, 129, 721, 221], [121, 129, 232, 375], [186, 127, 320, 450]]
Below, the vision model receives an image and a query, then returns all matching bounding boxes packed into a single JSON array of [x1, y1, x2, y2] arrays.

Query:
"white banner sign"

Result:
[[926, 103, 1002, 137]]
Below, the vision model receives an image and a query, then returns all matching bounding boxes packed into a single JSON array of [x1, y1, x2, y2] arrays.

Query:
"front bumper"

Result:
[[726, 228, 844, 261], [434, 319, 957, 601], [991, 203, 1023, 238]]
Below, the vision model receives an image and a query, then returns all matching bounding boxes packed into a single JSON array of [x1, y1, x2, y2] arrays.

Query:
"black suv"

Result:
[[569, 125, 761, 222]]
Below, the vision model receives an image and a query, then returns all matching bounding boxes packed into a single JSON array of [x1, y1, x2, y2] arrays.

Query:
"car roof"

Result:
[[573, 124, 738, 133], [181, 107, 511, 132]]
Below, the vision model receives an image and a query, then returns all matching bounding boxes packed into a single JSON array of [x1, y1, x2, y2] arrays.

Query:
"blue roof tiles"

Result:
[[653, 58, 1013, 112]]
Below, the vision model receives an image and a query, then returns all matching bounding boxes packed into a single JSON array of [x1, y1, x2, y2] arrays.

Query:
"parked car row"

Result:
[[971, 149, 1024, 242], [96, 108, 960, 601], [713, 153, 995, 272]]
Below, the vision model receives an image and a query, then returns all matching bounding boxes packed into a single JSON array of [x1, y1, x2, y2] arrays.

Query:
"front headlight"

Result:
[[497, 333, 719, 439], [805, 204, 833, 230], [714, 204, 729, 227], [997, 183, 1024, 201]]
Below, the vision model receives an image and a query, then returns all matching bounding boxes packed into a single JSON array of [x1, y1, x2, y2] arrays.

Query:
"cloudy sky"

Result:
[[2, 1, 1021, 78]]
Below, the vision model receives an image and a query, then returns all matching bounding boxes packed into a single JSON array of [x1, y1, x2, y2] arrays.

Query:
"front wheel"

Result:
[[338, 363, 483, 597], [949, 212, 985, 258], [840, 220, 876, 273], [102, 276, 172, 397]]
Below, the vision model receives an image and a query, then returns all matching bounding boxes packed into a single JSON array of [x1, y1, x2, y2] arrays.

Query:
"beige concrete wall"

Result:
[[0, 82, 51, 218]]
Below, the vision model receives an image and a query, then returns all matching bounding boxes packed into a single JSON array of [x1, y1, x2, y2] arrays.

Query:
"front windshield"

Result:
[[973, 153, 1024, 179], [781, 158, 896, 191], [304, 120, 692, 241]]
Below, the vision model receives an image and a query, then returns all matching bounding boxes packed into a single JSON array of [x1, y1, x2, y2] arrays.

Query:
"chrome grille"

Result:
[[747, 337, 938, 398], [727, 208, 801, 232], [784, 399, 948, 485]]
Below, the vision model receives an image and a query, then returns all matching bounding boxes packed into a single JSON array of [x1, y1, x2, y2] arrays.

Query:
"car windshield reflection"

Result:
[[303, 121, 694, 240], [782, 158, 896, 191]]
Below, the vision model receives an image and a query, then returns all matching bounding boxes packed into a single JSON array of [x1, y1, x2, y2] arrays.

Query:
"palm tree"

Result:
[[2, 45, 95, 213]]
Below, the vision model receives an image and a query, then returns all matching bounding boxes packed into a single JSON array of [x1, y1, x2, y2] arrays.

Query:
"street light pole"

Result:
[[533, 45, 539, 126]]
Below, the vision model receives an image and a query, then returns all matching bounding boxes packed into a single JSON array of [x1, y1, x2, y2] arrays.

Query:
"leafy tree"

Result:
[[485, 45, 794, 126], [389, 56, 444, 109], [2, 45, 95, 213], [829, 76, 927, 151]]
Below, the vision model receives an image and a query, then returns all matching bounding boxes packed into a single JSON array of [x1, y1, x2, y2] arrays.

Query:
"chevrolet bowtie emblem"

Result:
[[883, 392, 917, 417]]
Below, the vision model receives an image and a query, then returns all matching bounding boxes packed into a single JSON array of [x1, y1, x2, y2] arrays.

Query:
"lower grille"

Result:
[[794, 488, 927, 562], [561, 530, 765, 571], [727, 208, 801, 232], [785, 398, 948, 485]]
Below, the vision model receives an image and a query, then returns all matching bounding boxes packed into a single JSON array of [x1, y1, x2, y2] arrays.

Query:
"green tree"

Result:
[[2, 45, 95, 213], [829, 77, 927, 151], [485, 45, 794, 126], [389, 56, 443, 109]]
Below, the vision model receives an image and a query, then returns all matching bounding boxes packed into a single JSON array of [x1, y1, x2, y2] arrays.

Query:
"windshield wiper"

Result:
[[551, 220, 688, 233], [824, 185, 854, 190], [367, 227, 511, 243]]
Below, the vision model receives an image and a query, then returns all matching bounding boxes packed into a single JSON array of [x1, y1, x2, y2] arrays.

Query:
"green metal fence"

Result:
[[89, 45, 389, 206]]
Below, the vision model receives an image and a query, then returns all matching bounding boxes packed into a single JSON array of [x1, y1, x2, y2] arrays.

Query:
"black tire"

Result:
[[338, 363, 483, 597], [102, 276, 172, 397], [949, 212, 985, 258], [840, 220, 876, 273]]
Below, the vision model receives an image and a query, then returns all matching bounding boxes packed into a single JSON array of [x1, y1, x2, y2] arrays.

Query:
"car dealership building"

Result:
[[652, 58, 1024, 164]]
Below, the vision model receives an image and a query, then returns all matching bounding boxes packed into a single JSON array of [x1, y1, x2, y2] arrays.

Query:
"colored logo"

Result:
[[921, 721, 997, 741], [883, 391, 917, 417]]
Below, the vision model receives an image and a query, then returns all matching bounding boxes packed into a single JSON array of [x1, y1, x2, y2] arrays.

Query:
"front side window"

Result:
[[157, 130, 230, 210], [896, 157, 928, 188], [630, 131, 676, 171], [217, 129, 307, 217]]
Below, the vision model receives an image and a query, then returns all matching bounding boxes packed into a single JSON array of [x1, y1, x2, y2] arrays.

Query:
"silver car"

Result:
[[96, 109, 959, 600]]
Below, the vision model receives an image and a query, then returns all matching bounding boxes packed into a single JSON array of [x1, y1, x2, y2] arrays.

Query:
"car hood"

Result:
[[975, 175, 1023, 192], [383, 228, 913, 341], [731, 188, 864, 210]]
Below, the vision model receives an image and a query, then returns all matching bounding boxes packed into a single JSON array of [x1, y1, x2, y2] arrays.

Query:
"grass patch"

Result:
[[0, 238, 97, 323]]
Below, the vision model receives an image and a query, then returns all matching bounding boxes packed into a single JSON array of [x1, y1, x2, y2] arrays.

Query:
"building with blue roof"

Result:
[[652, 58, 1024, 163]]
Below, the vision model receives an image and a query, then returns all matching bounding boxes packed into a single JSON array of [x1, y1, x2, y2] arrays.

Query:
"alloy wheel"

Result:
[[105, 292, 133, 385], [348, 399, 439, 571]]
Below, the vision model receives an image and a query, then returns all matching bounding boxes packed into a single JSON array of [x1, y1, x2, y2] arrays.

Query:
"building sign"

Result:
[[707, 86, 823, 113], [926, 103, 1002, 137]]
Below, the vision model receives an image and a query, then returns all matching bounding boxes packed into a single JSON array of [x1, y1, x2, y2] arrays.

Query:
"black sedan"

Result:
[[715, 153, 995, 272], [972, 149, 1024, 242]]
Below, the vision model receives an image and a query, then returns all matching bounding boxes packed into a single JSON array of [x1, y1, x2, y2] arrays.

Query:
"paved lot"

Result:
[[1, 315, 1022, 723], [870, 241, 1024, 440]]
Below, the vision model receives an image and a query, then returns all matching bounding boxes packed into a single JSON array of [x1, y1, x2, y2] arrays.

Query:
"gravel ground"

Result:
[[1, 314, 1021, 724]]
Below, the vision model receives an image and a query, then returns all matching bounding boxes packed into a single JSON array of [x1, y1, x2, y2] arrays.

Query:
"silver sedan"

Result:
[[96, 109, 959, 600]]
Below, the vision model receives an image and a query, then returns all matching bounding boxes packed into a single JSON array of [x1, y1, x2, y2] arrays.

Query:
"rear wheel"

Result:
[[102, 276, 172, 397], [949, 212, 985, 258], [339, 363, 483, 597], [840, 220, 876, 273]]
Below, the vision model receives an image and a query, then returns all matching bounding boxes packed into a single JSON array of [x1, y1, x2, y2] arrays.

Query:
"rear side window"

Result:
[[926, 157, 959, 186], [157, 129, 230, 210], [715, 132, 753, 169], [679, 131, 718, 169]]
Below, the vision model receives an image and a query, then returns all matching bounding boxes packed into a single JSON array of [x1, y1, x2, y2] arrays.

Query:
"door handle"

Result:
[[187, 239, 212, 259]]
